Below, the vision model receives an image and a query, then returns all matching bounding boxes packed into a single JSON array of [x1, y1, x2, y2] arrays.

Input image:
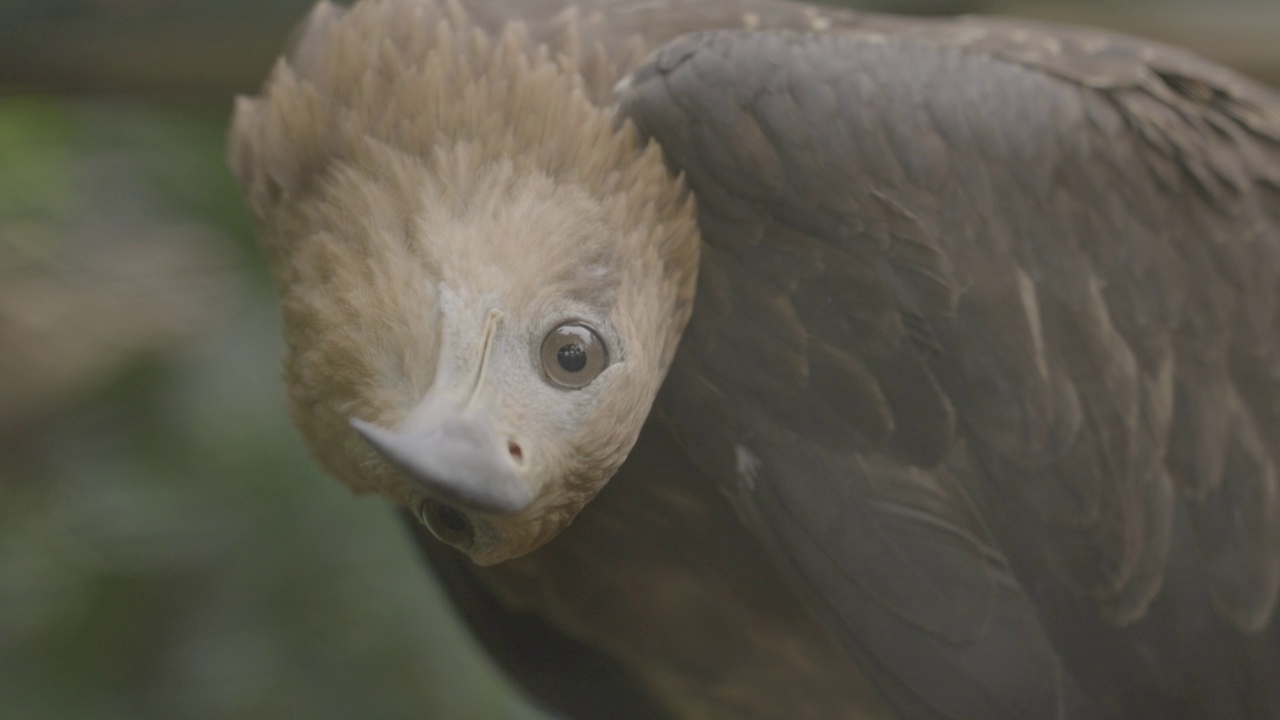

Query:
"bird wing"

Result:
[[620, 16, 1280, 720], [401, 512, 676, 719]]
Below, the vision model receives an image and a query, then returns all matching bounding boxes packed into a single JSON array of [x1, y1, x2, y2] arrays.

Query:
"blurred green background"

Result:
[[1, 1, 1276, 719]]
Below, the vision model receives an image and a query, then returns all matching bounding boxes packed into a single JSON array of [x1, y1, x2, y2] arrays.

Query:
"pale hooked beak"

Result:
[[350, 399, 532, 514]]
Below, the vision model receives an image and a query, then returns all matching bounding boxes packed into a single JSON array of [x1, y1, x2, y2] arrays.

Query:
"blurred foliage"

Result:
[[0, 1, 1275, 720], [0, 98, 543, 720]]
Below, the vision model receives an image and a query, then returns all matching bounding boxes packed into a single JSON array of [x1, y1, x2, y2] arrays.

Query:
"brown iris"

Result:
[[541, 321, 609, 389]]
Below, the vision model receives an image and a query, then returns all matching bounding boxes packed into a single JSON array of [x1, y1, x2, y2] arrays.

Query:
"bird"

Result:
[[228, 0, 1280, 717]]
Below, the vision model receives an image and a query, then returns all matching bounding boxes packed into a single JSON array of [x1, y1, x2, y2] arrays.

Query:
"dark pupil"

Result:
[[435, 504, 470, 535], [557, 343, 588, 372]]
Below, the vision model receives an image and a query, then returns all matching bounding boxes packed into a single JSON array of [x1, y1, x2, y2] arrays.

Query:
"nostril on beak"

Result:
[[507, 440, 524, 464], [350, 416, 533, 513]]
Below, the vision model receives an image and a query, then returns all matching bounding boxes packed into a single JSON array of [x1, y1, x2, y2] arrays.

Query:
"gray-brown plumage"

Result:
[[229, 0, 1280, 717]]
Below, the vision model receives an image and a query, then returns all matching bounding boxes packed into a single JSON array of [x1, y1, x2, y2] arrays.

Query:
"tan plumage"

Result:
[[231, 0, 698, 562], [231, 0, 1280, 717]]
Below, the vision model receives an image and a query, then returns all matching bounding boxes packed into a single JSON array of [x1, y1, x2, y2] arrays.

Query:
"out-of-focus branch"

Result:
[[1000, 1, 1280, 87], [0, 1, 1276, 96], [0, 5, 314, 97]]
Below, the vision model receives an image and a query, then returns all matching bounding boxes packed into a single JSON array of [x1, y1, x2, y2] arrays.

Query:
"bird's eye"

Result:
[[540, 321, 609, 389], [417, 497, 476, 549]]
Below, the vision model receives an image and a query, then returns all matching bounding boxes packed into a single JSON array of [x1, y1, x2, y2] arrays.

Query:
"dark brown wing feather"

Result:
[[402, 513, 676, 719], [619, 17, 1280, 720]]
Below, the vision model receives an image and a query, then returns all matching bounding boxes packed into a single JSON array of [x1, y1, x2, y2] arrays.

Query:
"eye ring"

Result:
[[417, 497, 476, 549], [540, 321, 609, 389]]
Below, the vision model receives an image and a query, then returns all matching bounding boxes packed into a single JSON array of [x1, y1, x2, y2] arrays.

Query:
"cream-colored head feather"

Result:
[[230, 0, 699, 563]]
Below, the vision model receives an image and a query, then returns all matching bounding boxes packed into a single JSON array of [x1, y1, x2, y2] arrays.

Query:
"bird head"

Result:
[[229, 0, 699, 564]]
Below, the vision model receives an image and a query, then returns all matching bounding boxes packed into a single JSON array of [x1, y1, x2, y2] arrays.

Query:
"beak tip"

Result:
[[348, 414, 534, 515]]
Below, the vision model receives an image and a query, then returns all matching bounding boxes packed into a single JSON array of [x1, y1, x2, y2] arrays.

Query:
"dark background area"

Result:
[[1, 1, 1276, 718]]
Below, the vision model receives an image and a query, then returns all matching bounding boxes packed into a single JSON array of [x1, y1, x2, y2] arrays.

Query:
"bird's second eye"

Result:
[[541, 321, 608, 389], [418, 498, 476, 550]]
